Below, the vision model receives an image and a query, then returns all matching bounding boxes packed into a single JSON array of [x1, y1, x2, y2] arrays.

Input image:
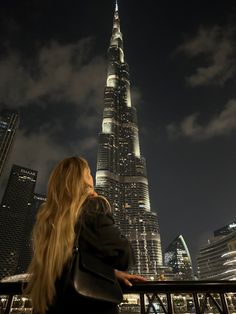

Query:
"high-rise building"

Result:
[[95, 1, 163, 277], [0, 165, 37, 280], [17, 193, 46, 274], [0, 109, 19, 177], [214, 221, 236, 237], [197, 222, 236, 280], [164, 235, 194, 280]]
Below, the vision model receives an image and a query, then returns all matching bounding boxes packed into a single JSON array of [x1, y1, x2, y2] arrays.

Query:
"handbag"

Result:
[[67, 222, 123, 304]]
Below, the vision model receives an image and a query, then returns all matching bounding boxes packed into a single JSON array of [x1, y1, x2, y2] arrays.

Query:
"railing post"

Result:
[[166, 292, 173, 314], [4, 295, 13, 314], [193, 292, 202, 314], [220, 293, 229, 314], [140, 292, 145, 314]]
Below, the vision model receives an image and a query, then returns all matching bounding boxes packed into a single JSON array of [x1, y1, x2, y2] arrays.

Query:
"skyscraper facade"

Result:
[[0, 109, 19, 177], [95, 2, 163, 276], [197, 222, 236, 280], [17, 193, 46, 274], [214, 222, 236, 237], [164, 235, 194, 280], [0, 165, 37, 280]]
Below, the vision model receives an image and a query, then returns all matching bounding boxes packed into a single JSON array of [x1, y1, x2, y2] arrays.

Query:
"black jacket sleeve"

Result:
[[79, 197, 135, 271]]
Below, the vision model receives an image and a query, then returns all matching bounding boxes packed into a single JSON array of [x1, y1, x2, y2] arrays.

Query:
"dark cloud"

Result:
[[1, 127, 98, 196], [167, 99, 236, 140], [177, 25, 236, 86], [0, 38, 106, 193], [0, 39, 106, 107]]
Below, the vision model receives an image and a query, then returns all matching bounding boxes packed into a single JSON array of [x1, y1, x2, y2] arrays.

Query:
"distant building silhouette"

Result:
[[197, 222, 236, 280], [0, 109, 19, 177], [95, 2, 163, 277], [164, 235, 194, 280], [0, 165, 38, 280]]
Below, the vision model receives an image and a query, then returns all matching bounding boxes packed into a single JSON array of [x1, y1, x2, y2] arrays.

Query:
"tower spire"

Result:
[[109, 0, 124, 62]]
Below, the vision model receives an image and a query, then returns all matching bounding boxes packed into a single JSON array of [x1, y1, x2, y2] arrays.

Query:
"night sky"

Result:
[[0, 0, 236, 273]]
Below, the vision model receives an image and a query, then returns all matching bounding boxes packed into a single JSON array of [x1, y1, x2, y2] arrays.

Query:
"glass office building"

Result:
[[197, 222, 236, 280], [0, 109, 19, 177], [164, 235, 194, 280], [0, 165, 37, 280]]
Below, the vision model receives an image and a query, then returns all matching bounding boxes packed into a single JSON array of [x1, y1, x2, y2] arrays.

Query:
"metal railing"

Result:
[[0, 280, 236, 313]]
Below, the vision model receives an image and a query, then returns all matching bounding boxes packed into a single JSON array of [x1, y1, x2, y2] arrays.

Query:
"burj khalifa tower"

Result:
[[95, 1, 163, 276]]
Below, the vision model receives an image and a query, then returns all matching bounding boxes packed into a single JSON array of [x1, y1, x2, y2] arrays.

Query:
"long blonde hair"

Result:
[[23, 156, 93, 314]]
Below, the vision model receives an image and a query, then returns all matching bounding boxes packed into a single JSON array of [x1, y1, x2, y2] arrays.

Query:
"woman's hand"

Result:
[[115, 270, 147, 286]]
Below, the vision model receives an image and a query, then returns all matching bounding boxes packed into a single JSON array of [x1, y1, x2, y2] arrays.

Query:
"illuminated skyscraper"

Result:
[[95, 1, 163, 276], [197, 222, 236, 280], [0, 165, 37, 280], [0, 109, 19, 177], [164, 235, 194, 280]]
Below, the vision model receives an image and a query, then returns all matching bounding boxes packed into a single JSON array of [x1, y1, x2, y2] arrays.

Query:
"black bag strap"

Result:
[[73, 221, 82, 252], [68, 221, 82, 273], [60, 221, 82, 296]]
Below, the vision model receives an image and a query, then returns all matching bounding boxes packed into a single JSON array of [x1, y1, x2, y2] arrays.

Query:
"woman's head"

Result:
[[46, 156, 94, 218]]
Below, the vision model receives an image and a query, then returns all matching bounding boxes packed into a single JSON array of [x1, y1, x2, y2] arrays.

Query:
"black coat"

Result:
[[46, 197, 135, 314]]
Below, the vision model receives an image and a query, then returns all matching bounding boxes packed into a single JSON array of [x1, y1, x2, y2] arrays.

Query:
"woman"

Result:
[[23, 156, 146, 314]]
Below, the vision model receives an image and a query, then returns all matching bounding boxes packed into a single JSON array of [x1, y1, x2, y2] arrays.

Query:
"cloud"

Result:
[[167, 99, 236, 140], [177, 25, 236, 86], [131, 86, 142, 108], [0, 38, 106, 175], [1, 126, 98, 195], [77, 113, 102, 131], [74, 136, 98, 152], [0, 39, 106, 108]]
